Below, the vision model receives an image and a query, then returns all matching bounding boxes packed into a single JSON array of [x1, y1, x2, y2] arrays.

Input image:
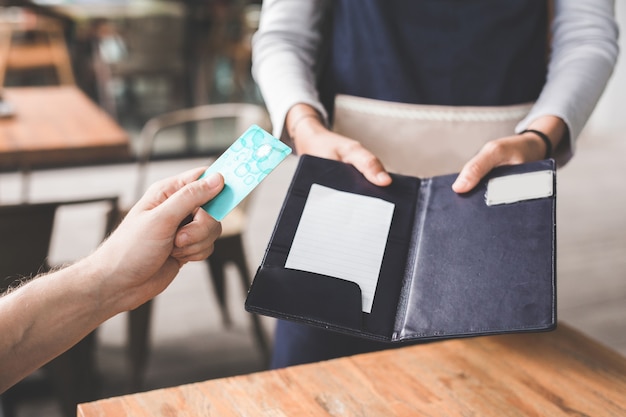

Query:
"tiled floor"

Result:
[[1, 126, 625, 417]]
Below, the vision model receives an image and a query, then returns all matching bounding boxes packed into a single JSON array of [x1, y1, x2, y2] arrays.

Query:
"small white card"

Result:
[[486, 170, 554, 206], [285, 184, 395, 313]]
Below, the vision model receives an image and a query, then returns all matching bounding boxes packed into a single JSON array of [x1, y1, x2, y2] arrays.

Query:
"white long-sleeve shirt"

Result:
[[252, 0, 619, 162]]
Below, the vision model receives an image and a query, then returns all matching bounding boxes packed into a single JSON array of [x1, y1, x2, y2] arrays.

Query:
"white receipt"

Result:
[[285, 184, 395, 313]]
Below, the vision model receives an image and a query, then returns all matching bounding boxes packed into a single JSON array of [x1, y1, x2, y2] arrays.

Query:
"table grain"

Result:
[[78, 323, 626, 417], [0, 86, 129, 170]]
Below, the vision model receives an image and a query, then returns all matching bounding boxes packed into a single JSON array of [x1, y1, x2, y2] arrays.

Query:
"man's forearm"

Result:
[[0, 258, 108, 393]]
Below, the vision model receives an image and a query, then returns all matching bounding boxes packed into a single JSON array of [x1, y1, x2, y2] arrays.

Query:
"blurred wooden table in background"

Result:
[[78, 322, 626, 417], [0, 85, 129, 170]]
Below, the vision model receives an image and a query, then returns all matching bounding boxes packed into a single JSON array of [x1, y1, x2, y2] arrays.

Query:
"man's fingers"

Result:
[[174, 209, 222, 249], [171, 241, 217, 262], [134, 167, 208, 211], [155, 172, 225, 224]]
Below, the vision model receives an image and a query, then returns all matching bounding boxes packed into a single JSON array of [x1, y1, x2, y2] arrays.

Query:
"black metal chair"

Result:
[[0, 196, 120, 417], [126, 103, 272, 392]]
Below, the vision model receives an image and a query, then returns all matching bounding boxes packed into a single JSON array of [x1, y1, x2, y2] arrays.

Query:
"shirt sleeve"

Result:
[[515, 0, 620, 165], [251, 0, 332, 140]]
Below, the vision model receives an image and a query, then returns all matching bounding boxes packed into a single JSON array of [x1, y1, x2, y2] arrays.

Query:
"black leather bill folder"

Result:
[[245, 155, 556, 342]]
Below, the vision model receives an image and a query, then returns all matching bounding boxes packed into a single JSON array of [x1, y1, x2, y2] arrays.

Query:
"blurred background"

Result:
[[0, 1, 624, 416]]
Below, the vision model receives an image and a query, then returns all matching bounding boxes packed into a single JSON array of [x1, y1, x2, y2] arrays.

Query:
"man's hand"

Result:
[[92, 167, 224, 312], [0, 168, 224, 392]]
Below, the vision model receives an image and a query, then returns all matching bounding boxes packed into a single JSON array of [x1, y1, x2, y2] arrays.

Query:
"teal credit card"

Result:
[[200, 125, 292, 220]]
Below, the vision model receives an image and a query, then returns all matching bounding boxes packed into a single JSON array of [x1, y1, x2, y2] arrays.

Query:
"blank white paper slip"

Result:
[[285, 184, 395, 313]]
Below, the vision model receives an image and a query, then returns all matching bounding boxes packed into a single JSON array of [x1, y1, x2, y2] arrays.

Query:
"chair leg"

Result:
[[1, 390, 18, 417], [0, 375, 51, 417], [207, 241, 233, 327], [232, 241, 271, 366], [128, 300, 153, 393], [237, 261, 271, 366], [45, 331, 100, 417], [219, 234, 271, 364]]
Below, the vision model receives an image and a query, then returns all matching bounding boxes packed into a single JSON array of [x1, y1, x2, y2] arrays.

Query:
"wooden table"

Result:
[[0, 86, 130, 171], [29, 0, 185, 22], [78, 323, 626, 417]]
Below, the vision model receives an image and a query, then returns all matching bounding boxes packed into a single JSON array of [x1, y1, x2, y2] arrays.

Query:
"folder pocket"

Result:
[[246, 266, 363, 331]]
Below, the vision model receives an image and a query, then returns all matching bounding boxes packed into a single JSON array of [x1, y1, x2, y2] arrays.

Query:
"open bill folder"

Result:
[[245, 155, 556, 342]]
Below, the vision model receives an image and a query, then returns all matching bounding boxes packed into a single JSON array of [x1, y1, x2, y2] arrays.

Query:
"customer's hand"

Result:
[[90, 167, 224, 312], [287, 104, 392, 186], [0, 168, 224, 393], [452, 116, 566, 193]]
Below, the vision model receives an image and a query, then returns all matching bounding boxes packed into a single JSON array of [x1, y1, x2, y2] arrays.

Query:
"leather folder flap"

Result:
[[393, 160, 557, 341]]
